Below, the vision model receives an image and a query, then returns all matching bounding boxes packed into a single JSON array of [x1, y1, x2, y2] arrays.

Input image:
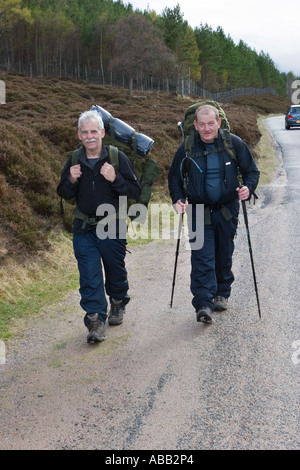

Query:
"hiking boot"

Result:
[[108, 298, 125, 325], [196, 307, 213, 324], [86, 313, 106, 343], [214, 296, 228, 311]]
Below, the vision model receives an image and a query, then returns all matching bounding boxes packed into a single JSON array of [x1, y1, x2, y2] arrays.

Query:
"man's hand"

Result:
[[70, 164, 82, 184], [100, 162, 116, 182], [175, 199, 188, 214], [236, 185, 250, 201]]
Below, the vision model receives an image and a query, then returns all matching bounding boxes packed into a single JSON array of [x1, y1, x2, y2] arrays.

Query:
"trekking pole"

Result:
[[241, 199, 262, 319], [170, 212, 184, 308]]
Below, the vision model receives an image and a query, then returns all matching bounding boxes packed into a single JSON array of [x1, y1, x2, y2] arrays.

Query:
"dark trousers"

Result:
[[73, 230, 130, 322], [190, 201, 239, 312]]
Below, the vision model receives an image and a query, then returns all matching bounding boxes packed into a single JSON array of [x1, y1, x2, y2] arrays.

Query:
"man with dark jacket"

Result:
[[57, 110, 141, 343], [168, 104, 260, 324]]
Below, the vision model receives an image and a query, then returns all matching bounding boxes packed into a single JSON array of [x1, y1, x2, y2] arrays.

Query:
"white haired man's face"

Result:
[[78, 119, 105, 156]]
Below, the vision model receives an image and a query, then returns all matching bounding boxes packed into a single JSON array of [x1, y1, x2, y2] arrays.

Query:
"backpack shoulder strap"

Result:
[[219, 128, 237, 165], [183, 128, 237, 176], [108, 145, 119, 171], [69, 148, 81, 166], [69, 146, 120, 170]]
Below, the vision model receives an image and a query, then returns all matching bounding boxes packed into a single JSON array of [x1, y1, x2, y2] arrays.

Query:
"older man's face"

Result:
[[193, 111, 221, 143], [78, 120, 105, 155]]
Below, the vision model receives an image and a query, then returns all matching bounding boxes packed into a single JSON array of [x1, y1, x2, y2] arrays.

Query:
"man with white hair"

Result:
[[57, 110, 141, 343]]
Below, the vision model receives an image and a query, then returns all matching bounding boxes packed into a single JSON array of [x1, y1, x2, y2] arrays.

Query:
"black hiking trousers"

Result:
[[190, 200, 239, 312]]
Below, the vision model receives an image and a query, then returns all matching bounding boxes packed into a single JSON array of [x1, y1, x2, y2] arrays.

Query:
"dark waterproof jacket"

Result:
[[168, 131, 260, 206], [57, 145, 141, 231]]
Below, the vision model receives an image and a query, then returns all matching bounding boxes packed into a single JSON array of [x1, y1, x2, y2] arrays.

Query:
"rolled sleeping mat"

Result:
[[91, 105, 154, 156]]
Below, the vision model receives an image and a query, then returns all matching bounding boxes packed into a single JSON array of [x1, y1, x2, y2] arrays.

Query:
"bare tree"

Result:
[[109, 14, 177, 89]]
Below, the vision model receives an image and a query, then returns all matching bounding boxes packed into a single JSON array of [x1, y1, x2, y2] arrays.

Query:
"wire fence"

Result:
[[129, 76, 279, 101], [184, 85, 278, 102], [198, 87, 278, 102]]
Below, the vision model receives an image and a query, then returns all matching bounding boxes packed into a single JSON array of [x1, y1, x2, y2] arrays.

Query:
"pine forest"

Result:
[[0, 0, 296, 96]]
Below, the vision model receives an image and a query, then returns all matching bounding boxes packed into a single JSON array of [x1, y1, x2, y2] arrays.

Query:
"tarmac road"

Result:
[[0, 116, 299, 451]]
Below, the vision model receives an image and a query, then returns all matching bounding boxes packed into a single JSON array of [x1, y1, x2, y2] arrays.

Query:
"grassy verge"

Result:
[[255, 114, 280, 187], [0, 231, 78, 340]]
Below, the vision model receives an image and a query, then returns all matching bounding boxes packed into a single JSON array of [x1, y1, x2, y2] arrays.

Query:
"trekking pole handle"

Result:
[[237, 184, 250, 201]]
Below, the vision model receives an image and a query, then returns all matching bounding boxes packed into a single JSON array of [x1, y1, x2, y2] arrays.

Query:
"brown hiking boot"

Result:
[[196, 306, 213, 324], [214, 296, 228, 311], [86, 313, 106, 343], [108, 298, 125, 325]]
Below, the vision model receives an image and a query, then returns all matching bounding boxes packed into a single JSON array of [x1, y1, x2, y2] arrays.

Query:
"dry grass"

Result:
[[255, 115, 280, 186], [0, 231, 76, 302], [0, 230, 78, 339]]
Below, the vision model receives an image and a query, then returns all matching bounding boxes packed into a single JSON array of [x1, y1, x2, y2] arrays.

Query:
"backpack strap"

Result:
[[219, 128, 237, 165], [183, 128, 238, 175], [70, 148, 81, 166], [108, 145, 119, 171], [72, 145, 120, 229], [70, 145, 119, 170], [71, 145, 119, 168]]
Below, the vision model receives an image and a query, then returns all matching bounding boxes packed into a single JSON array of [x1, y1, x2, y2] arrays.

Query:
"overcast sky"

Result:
[[126, 0, 300, 77]]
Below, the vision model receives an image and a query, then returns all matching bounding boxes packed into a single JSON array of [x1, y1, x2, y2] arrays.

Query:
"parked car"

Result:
[[285, 105, 300, 129]]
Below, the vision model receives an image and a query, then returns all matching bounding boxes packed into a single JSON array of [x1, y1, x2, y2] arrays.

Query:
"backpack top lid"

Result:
[[91, 105, 154, 157], [180, 100, 230, 137]]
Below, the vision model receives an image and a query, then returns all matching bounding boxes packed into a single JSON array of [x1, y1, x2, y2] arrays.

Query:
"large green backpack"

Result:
[[91, 105, 159, 217], [64, 106, 159, 224], [179, 101, 239, 224], [179, 101, 257, 223], [180, 100, 237, 165]]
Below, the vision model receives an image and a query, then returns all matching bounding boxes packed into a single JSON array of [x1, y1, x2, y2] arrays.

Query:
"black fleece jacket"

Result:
[[57, 145, 141, 228], [168, 131, 260, 206]]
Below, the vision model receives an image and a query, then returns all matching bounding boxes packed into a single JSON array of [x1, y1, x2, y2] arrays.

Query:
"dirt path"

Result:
[[1, 160, 299, 450]]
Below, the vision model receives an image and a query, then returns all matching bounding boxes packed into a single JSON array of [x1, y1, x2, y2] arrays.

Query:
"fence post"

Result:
[[0, 80, 6, 104]]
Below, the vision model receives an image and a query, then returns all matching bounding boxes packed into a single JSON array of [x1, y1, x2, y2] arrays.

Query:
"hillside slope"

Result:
[[0, 70, 291, 263]]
